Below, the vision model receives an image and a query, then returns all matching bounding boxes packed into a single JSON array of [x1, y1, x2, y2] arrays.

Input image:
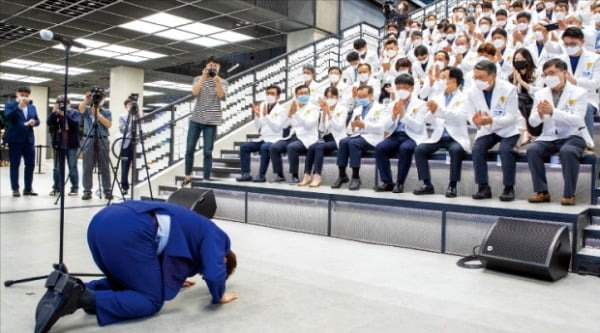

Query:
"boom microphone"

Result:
[[39, 30, 86, 49]]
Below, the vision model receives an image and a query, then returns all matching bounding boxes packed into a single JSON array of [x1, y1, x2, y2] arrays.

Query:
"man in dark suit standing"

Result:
[[34, 200, 237, 332], [3, 86, 40, 197]]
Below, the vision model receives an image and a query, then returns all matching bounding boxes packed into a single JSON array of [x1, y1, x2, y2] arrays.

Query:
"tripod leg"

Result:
[[135, 117, 154, 200]]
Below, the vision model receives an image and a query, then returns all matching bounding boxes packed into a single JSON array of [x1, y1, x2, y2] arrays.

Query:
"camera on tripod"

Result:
[[90, 86, 105, 107], [128, 93, 140, 115]]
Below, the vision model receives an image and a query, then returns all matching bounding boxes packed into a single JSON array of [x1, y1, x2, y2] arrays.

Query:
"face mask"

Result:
[[398, 70, 410, 75], [480, 24, 490, 33], [514, 60, 528, 70], [327, 98, 338, 107], [358, 50, 366, 56], [497, 20, 507, 27], [544, 75, 561, 88], [477, 56, 489, 63], [593, 14, 600, 24], [435, 61, 445, 70], [565, 45, 581, 56], [468, 8, 474, 14], [493, 39, 505, 48], [446, 33, 455, 40], [474, 79, 490, 90], [329, 74, 340, 83], [545, 2, 555, 10], [441, 33, 447, 39], [357, 98, 370, 107], [555, 12, 566, 20], [413, 39, 423, 47], [457, 12, 465, 19], [517, 23, 528, 31], [297, 95, 310, 104], [426, 21, 435, 28], [499, 5, 507, 10], [455, 45, 468, 54], [419, 58, 429, 65], [535, 31, 544, 40], [358, 73, 369, 82], [476, 8, 483, 14], [303, 74, 312, 82], [436, 80, 448, 92], [385, 49, 397, 58], [266, 95, 277, 104], [396, 89, 411, 100]]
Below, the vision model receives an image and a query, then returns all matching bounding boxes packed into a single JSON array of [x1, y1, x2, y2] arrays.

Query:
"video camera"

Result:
[[128, 93, 139, 115], [90, 86, 105, 107]]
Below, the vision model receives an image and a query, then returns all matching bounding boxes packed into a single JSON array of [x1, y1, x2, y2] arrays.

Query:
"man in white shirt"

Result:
[[342, 51, 361, 85]]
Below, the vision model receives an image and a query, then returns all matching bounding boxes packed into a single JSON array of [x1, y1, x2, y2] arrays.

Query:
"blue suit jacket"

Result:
[[117, 200, 231, 303], [3, 101, 40, 145]]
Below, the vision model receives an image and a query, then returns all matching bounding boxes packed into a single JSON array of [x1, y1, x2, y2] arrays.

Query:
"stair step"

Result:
[[158, 185, 179, 196], [213, 157, 241, 167], [577, 247, 600, 276], [584, 225, 600, 239], [233, 141, 245, 148], [246, 134, 260, 139], [221, 149, 240, 157]]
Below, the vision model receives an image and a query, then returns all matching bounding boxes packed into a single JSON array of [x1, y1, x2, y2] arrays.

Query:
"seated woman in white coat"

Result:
[[299, 87, 348, 188], [413, 66, 470, 198]]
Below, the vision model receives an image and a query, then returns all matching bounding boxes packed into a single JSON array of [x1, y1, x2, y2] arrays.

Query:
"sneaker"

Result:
[[68, 190, 78, 196], [12, 190, 20, 197], [81, 193, 92, 200], [23, 190, 38, 196], [49, 190, 60, 197]]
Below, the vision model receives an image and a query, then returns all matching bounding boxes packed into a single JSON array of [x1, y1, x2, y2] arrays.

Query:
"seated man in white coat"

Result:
[[331, 85, 388, 191], [467, 60, 521, 202], [413, 67, 470, 198], [527, 59, 593, 206], [237, 85, 287, 183]]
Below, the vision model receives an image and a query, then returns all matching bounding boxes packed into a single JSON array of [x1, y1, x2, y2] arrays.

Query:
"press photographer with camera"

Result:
[[3, 86, 40, 197], [183, 55, 228, 185], [78, 87, 113, 200], [118, 96, 137, 195], [48, 95, 81, 197], [383, 0, 409, 32]]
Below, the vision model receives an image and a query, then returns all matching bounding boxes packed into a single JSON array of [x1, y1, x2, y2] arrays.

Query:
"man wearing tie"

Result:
[[3, 86, 40, 197], [467, 60, 521, 201], [527, 59, 592, 206]]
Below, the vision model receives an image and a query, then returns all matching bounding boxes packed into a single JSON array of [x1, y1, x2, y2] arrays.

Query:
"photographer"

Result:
[[118, 98, 136, 195], [383, 0, 409, 32], [183, 55, 228, 185], [3, 86, 40, 197], [78, 88, 112, 200], [48, 95, 81, 197]]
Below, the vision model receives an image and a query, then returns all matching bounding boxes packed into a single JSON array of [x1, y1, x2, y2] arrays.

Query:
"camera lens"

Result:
[[208, 69, 217, 77]]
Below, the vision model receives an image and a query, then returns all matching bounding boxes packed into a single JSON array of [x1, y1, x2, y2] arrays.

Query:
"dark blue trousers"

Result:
[[239, 141, 272, 176], [120, 145, 134, 191], [337, 136, 374, 169], [375, 131, 416, 184], [86, 205, 163, 326], [8, 142, 35, 191], [304, 134, 337, 174], [270, 135, 296, 175], [415, 136, 465, 182], [472, 133, 520, 186], [287, 139, 308, 176]]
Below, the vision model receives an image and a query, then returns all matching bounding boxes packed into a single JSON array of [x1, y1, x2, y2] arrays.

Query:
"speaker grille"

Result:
[[481, 218, 564, 264]]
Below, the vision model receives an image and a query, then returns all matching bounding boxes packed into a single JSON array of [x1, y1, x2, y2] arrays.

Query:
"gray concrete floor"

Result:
[[1, 164, 600, 332]]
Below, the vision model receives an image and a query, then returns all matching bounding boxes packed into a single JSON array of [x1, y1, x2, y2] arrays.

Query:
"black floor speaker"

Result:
[[167, 188, 217, 219], [479, 217, 571, 281]]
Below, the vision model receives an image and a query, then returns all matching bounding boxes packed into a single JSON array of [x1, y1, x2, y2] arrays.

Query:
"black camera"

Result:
[[208, 69, 218, 78], [128, 93, 139, 115], [129, 93, 139, 102], [90, 86, 105, 106]]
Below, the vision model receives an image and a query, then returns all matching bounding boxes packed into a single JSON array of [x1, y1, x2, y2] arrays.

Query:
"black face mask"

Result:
[[514, 60, 528, 70]]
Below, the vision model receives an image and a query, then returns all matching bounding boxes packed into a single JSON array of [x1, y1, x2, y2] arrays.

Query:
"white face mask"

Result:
[[436, 80, 448, 91], [419, 58, 429, 65], [266, 95, 277, 104], [474, 79, 490, 90], [555, 12, 566, 20], [544, 75, 561, 88], [497, 20, 507, 27], [477, 56, 489, 63], [396, 89, 411, 100], [398, 70, 410, 75], [545, 2, 555, 9], [480, 24, 491, 33], [303, 74, 312, 82], [358, 73, 369, 82], [441, 33, 447, 39], [446, 33, 456, 40], [493, 39, 505, 49], [593, 14, 600, 24], [329, 74, 340, 83], [385, 49, 397, 58], [413, 39, 423, 47], [517, 23, 528, 31], [455, 45, 468, 54], [326, 98, 338, 107], [476, 8, 482, 14], [426, 21, 435, 28], [435, 61, 445, 70], [565, 45, 581, 56], [535, 31, 545, 41]]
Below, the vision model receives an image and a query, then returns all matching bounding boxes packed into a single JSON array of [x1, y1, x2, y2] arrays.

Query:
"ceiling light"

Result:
[[187, 37, 226, 47], [142, 13, 191, 27], [120, 20, 167, 34], [211, 31, 253, 43], [0, 73, 26, 80], [86, 49, 120, 58], [20, 76, 52, 83], [143, 90, 164, 96], [155, 29, 197, 41], [114, 54, 147, 62], [133, 50, 166, 59], [102, 44, 138, 54], [1, 59, 39, 69], [52, 44, 86, 52], [178, 22, 224, 35]]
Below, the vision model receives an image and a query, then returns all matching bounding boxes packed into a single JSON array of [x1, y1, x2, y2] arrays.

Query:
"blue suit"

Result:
[[3, 101, 40, 191], [86, 200, 231, 326]]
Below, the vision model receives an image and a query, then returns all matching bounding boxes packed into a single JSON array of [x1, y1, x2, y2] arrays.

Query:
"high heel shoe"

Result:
[[309, 175, 322, 187], [298, 174, 312, 186]]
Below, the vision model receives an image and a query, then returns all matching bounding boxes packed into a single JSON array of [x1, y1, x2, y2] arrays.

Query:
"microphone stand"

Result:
[[4, 39, 103, 287]]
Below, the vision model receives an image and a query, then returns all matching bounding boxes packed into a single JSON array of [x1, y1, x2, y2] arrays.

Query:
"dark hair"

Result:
[[206, 55, 221, 65], [510, 1, 524, 9], [456, 34, 471, 44], [426, 14, 436, 20], [465, 16, 476, 24], [394, 73, 415, 86], [353, 38, 367, 50], [385, 32, 398, 40], [491, 28, 507, 39], [434, 50, 450, 62], [295, 84, 310, 94], [302, 64, 315, 74], [414, 45, 429, 57], [266, 84, 282, 96], [386, 23, 399, 31], [395, 57, 412, 72], [516, 12, 531, 21], [328, 66, 342, 75], [324, 86, 339, 97], [411, 31, 423, 38], [384, 39, 398, 47], [445, 23, 457, 33], [479, 17, 493, 25], [555, 2, 569, 10], [444, 66, 464, 88], [509, 48, 537, 83], [482, 1, 493, 10], [225, 251, 236, 279], [123, 99, 132, 106], [543, 58, 569, 72], [474, 60, 497, 75], [57, 95, 71, 104], [357, 85, 373, 95], [562, 27, 584, 40], [495, 9, 508, 17], [477, 42, 497, 57], [16, 86, 31, 94], [346, 51, 360, 62], [357, 63, 371, 72]]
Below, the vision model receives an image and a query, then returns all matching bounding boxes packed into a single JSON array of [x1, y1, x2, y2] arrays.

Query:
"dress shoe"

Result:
[[392, 183, 404, 193], [273, 175, 286, 183], [528, 192, 551, 203], [253, 175, 267, 183], [413, 184, 435, 195], [122, 189, 128, 196], [23, 190, 38, 196], [374, 183, 394, 192], [68, 189, 78, 196], [472, 184, 492, 199], [309, 174, 322, 187], [12, 190, 20, 197], [81, 193, 92, 200], [104, 193, 113, 200], [561, 197, 576, 206], [49, 190, 59, 197], [499, 186, 514, 202], [236, 173, 253, 182], [35, 270, 85, 333], [289, 176, 300, 185], [331, 176, 349, 189], [349, 178, 361, 191], [445, 185, 457, 198]]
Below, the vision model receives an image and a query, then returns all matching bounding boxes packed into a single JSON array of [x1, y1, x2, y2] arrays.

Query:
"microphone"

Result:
[[39, 30, 86, 49]]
